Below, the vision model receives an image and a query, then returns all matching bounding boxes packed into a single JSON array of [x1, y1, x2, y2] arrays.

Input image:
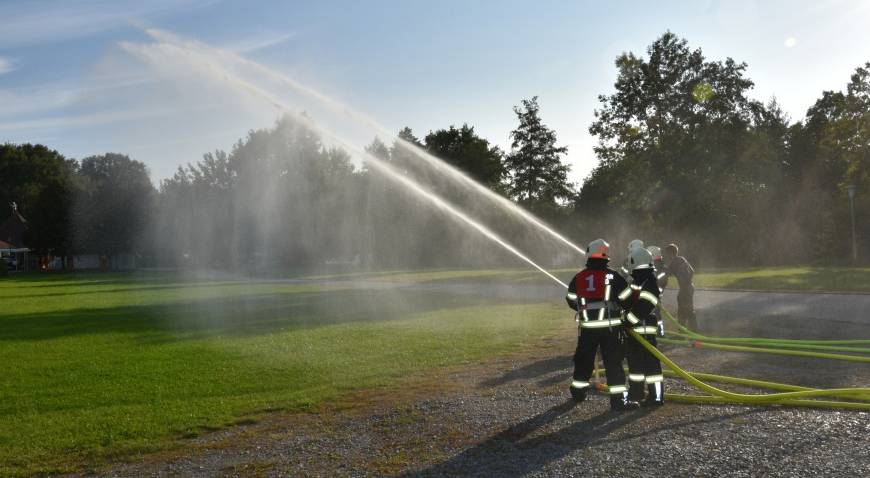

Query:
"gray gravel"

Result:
[[83, 284, 870, 478], [92, 342, 870, 477]]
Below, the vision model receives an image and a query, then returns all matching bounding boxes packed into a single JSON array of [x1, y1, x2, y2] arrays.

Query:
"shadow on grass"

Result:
[[0, 288, 492, 343]]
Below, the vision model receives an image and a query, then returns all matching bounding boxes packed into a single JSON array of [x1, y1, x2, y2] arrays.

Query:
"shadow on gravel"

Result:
[[480, 356, 572, 388], [596, 408, 760, 445], [401, 401, 649, 477]]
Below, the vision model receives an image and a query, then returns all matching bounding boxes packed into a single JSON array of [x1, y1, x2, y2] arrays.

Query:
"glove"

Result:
[[657, 321, 665, 337]]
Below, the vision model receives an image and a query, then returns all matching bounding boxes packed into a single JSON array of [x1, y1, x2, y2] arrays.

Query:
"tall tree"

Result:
[[424, 124, 505, 188], [73, 153, 155, 255], [0, 143, 76, 256], [505, 97, 574, 208], [582, 32, 779, 264], [785, 62, 870, 262]]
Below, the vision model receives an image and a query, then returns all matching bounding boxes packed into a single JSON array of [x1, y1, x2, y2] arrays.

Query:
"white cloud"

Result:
[[223, 30, 297, 54], [0, 57, 15, 75], [784, 36, 798, 48], [0, 109, 166, 133], [0, 73, 153, 120], [0, 0, 216, 47]]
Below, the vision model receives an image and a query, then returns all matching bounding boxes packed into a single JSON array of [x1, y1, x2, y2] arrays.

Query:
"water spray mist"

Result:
[[121, 38, 568, 288], [143, 29, 586, 257]]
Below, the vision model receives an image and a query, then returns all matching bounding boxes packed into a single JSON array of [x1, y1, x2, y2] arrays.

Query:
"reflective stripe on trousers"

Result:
[[608, 384, 627, 394]]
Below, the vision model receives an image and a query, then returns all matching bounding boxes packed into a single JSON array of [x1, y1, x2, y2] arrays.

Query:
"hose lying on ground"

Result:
[[660, 306, 870, 347], [665, 394, 870, 411], [625, 328, 870, 410], [667, 331, 870, 353], [658, 337, 870, 363], [594, 367, 870, 401]]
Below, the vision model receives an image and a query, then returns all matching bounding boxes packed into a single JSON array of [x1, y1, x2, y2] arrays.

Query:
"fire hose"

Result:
[[589, 306, 870, 410]]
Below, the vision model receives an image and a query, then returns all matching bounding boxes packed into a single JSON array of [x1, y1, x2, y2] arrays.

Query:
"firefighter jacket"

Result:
[[566, 258, 629, 330], [618, 268, 661, 335]]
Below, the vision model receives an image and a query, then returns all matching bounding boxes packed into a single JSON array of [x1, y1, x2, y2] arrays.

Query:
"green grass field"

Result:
[[2, 266, 867, 475], [0, 273, 565, 476], [691, 267, 870, 292], [315, 266, 870, 293]]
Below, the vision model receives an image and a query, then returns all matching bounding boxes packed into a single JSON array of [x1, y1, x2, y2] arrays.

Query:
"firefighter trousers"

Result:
[[677, 290, 698, 331], [626, 317, 664, 402], [572, 327, 627, 397]]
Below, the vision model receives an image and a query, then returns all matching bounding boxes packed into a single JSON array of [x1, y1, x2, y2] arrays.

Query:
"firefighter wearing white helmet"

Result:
[[619, 239, 645, 278], [617, 246, 665, 406], [647, 245, 666, 337], [565, 239, 634, 411], [647, 245, 666, 287]]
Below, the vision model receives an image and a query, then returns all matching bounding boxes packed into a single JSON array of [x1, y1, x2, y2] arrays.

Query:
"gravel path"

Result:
[[91, 323, 870, 477]]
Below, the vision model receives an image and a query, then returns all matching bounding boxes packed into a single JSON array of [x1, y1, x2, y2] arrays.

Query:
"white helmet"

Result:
[[629, 247, 653, 270], [628, 239, 645, 252], [586, 238, 610, 259], [647, 245, 662, 261]]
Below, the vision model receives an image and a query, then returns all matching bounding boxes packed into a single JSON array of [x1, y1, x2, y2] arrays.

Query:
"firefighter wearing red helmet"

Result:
[[565, 239, 635, 411]]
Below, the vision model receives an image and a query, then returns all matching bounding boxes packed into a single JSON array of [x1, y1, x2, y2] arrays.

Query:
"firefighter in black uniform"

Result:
[[618, 238, 645, 280], [648, 245, 667, 337], [619, 247, 665, 406], [565, 239, 634, 411]]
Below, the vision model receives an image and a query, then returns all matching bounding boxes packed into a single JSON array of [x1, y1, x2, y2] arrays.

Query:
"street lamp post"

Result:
[[847, 185, 857, 264]]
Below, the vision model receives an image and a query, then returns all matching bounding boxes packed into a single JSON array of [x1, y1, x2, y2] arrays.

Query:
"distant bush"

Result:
[[0, 259, 8, 276]]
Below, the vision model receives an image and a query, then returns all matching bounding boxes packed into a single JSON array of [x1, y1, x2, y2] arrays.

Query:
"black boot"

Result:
[[610, 393, 639, 411], [570, 385, 587, 402], [644, 382, 664, 406], [628, 380, 646, 403]]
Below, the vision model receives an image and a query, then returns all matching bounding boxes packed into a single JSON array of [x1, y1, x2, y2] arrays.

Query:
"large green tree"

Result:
[[0, 143, 76, 256], [505, 97, 574, 209], [582, 32, 785, 264], [424, 124, 505, 189], [784, 62, 870, 262], [73, 153, 155, 256]]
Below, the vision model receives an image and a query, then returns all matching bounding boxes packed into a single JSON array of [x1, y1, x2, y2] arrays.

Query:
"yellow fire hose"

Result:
[[626, 328, 870, 410], [665, 394, 870, 411], [594, 367, 870, 403], [661, 307, 870, 347], [577, 299, 870, 409], [658, 338, 870, 363], [667, 332, 870, 354], [595, 367, 870, 400]]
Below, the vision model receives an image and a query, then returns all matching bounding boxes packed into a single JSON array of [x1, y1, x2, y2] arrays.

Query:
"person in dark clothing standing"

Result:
[[565, 239, 634, 411], [619, 247, 664, 406], [661, 243, 698, 331]]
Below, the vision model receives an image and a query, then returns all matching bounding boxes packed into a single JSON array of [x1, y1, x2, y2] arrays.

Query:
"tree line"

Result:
[[1, 32, 867, 269]]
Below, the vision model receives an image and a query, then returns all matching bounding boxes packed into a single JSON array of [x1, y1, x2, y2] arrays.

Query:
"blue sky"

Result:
[[2, 0, 870, 185]]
